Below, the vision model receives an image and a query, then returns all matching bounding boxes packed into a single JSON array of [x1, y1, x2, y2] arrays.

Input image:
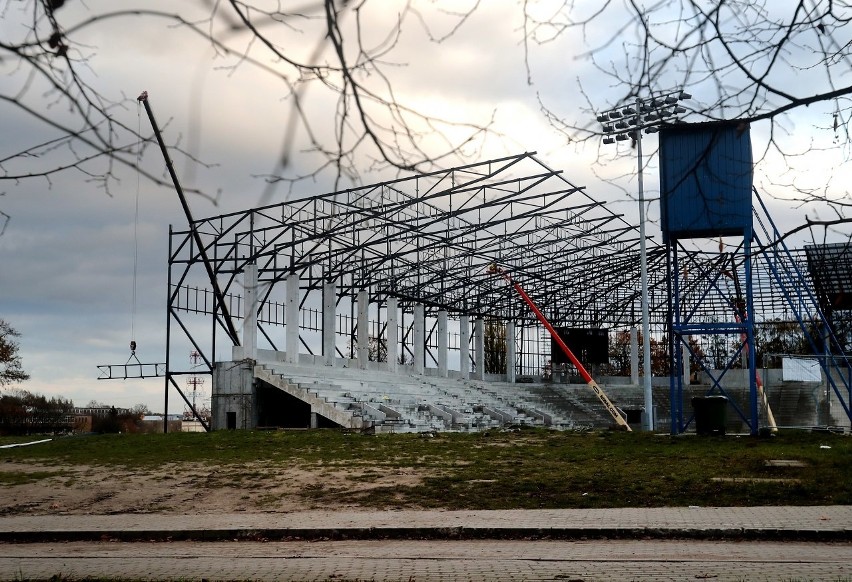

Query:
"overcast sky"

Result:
[[1, 1, 849, 414]]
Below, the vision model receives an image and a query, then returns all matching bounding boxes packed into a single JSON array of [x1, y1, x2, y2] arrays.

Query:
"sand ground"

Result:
[[0, 460, 423, 516]]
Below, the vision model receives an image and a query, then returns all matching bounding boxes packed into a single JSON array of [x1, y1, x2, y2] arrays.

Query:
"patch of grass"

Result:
[[346, 470, 383, 483], [0, 471, 61, 487], [2, 428, 850, 509], [255, 492, 285, 507]]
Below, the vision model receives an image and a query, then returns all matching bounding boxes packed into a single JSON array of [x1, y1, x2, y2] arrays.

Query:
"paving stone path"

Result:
[[1, 506, 850, 581]]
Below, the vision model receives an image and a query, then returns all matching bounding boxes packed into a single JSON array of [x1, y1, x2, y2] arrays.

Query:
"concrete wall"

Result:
[[233, 347, 483, 379], [211, 360, 255, 430]]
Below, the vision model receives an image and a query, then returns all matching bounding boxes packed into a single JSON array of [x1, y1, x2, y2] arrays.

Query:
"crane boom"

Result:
[[137, 91, 241, 347], [488, 264, 632, 431]]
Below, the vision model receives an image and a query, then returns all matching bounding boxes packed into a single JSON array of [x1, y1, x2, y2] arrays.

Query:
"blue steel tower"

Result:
[[659, 121, 760, 435]]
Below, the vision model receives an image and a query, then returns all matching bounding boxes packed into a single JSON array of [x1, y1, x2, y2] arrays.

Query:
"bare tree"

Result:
[[524, 2, 851, 140], [0, 319, 29, 387], [523, 1, 852, 230], [6, 2, 849, 236], [0, 0, 495, 214]]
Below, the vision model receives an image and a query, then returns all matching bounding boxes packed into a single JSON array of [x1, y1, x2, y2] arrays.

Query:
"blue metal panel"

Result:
[[660, 121, 753, 242]]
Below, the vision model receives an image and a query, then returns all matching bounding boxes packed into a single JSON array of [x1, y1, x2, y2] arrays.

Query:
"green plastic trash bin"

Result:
[[692, 395, 728, 436]]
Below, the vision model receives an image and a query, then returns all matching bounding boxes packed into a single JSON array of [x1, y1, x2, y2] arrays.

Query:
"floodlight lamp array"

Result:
[[597, 90, 691, 145]]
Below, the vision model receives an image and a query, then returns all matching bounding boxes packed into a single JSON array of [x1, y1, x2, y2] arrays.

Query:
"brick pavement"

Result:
[[2, 539, 851, 581], [1, 505, 850, 542]]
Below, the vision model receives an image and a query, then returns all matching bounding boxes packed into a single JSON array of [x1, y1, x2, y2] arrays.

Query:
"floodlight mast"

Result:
[[488, 264, 632, 431], [596, 89, 691, 432]]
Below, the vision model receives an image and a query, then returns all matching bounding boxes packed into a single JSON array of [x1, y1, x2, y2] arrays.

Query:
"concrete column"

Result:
[[242, 263, 258, 360], [386, 297, 399, 373], [357, 289, 369, 369], [437, 310, 449, 377], [506, 320, 516, 383], [413, 303, 425, 375], [682, 339, 691, 386], [473, 317, 485, 380], [630, 326, 639, 386], [310, 411, 318, 429], [322, 282, 336, 367], [285, 274, 300, 364], [458, 315, 470, 380]]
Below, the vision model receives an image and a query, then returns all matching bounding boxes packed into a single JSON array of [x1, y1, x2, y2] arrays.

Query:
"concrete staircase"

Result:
[[254, 365, 364, 429], [252, 362, 632, 432], [255, 362, 836, 433]]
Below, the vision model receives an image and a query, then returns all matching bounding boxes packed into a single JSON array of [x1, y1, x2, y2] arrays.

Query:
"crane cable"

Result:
[[128, 101, 142, 365]]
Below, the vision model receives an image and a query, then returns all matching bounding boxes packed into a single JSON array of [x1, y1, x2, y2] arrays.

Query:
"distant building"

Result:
[[181, 420, 206, 433], [140, 414, 182, 433], [142, 414, 182, 422], [73, 406, 130, 418]]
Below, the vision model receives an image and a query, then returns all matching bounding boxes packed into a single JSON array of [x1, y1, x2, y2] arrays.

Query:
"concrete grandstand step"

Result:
[[254, 359, 622, 432]]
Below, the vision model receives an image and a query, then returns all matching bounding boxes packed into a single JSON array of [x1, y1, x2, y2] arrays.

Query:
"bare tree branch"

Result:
[[1, 0, 497, 215]]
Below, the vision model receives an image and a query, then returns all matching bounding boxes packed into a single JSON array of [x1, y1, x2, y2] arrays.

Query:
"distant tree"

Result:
[[684, 336, 706, 379], [605, 329, 705, 378], [0, 320, 29, 387], [0, 391, 27, 433], [754, 320, 808, 367], [484, 319, 507, 374], [346, 334, 412, 365], [650, 336, 671, 377], [706, 331, 732, 370], [605, 330, 633, 376], [0, 388, 73, 435], [91, 406, 141, 434], [130, 403, 151, 416], [368, 336, 387, 363]]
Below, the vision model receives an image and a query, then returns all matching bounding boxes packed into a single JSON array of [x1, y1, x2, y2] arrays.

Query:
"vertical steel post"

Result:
[[745, 235, 759, 433], [668, 240, 681, 434], [635, 98, 655, 431], [164, 225, 173, 433]]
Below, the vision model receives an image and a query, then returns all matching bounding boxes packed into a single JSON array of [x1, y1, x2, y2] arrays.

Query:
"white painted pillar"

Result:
[[386, 297, 399, 373], [242, 263, 258, 361], [285, 274, 300, 364], [357, 289, 370, 369], [322, 281, 336, 367], [630, 326, 639, 386], [413, 303, 425, 375], [473, 317, 485, 380], [437, 310, 449, 378], [506, 320, 516, 383], [458, 315, 470, 380]]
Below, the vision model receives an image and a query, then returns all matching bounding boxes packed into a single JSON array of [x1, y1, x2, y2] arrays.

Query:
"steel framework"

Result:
[[158, 151, 851, 432], [667, 192, 852, 434]]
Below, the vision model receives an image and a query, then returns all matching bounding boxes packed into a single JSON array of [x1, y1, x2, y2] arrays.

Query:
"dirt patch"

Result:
[[0, 461, 425, 516]]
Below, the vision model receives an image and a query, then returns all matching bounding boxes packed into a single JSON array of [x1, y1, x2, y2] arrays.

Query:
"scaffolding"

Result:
[[158, 150, 851, 432], [163, 153, 662, 415]]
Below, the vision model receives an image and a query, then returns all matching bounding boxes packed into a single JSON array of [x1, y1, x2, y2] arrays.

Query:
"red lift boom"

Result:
[[488, 264, 632, 431]]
